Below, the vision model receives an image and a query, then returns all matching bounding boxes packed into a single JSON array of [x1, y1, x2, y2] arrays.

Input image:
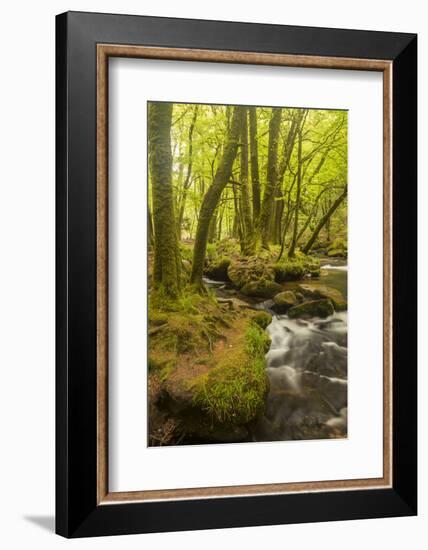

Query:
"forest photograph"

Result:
[[148, 101, 348, 446]]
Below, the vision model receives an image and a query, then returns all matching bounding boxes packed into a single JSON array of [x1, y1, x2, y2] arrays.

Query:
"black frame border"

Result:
[[56, 11, 417, 537]]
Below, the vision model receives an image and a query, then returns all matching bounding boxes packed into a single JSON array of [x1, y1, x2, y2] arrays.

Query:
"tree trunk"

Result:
[[190, 106, 245, 287], [302, 186, 348, 254], [288, 121, 304, 258], [177, 105, 198, 239], [208, 209, 217, 243], [259, 107, 282, 249], [249, 107, 261, 223], [239, 108, 256, 255], [148, 103, 181, 298], [148, 206, 155, 248], [288, 110, 308, 258]]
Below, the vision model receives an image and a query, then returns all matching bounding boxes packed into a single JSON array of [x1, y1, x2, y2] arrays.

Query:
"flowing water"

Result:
[[253, 261, 348, 441], [206, 260, 348, 442]]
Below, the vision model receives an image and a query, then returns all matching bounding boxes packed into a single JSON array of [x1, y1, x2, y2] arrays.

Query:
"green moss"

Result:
[[204, 256, 231, 281], [274, 260, 305, 281], [329, 237, 347, 251], [179, 242, 194, 263], [193, 323, 270, 425], [327, 237, 347, 257], [252, 311, 272, 330], [148, 350, 175, 372], [214, 238, 241, 258], [241, 279, 282, 298], [148, 310, 169, 326], [327, 248, 342, 257], [273, 291, 297, 312], [274, 255, 321, 282], [227, 256, 276, 289], [205, 242, 218, 262], [148, 287, 232, 362], [297, 284, 347, 311], [159, 363, 175, 383], [245, 322, 271, 355]]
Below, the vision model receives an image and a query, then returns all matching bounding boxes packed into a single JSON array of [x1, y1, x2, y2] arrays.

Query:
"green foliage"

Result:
[[193, 322, 270, 425], [245, 322, 272, 356], [179, 242, 194, 262], [251, 311, 273, 330], [274, 260, 305, 282], [327, 236, 347, 257], [148, 287, 226, 357], [274, 255, 320, 282]]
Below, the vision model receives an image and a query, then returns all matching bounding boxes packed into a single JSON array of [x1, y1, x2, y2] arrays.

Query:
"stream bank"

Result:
[[149, 258, 347, 445]]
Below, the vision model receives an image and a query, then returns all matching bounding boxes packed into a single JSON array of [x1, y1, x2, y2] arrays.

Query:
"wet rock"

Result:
[[272, 290, 297, 313], [297, 284, 347, 311], [288, 299, 334, 319], [241, 279, 283, 299], [305, 342, 347, 378], [302, 371, 347, 412], [163, 378, 195, 415], [325, 408, 348, 436]]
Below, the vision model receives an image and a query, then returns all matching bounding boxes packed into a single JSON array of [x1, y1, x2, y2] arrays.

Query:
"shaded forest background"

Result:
[[148, 102, 347, 299]]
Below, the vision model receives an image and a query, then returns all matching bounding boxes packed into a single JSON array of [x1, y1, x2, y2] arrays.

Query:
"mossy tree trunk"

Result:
[[288, 116, 305, 258], [177, 105, 198, 240], [240, 108, 256, 255], [190, 106, 245, 288], [148, 206, 155, 249], [148, 102, 181, 298], [273, 112, 300, 245], [208, 208, 218, 243], [259, 107, 282, 249], [249, 107, 261, 224], [302, 186, 348, 254], [232, 182, 243, 241]]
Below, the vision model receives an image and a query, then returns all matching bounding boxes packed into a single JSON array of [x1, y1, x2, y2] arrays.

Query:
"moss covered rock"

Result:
[[274, 260, 305, 282], [228, 256, 275, 289], [273, 290, 297, 312], [297, 284, 347, 311], [274, 255, 321, 282], [204, 257, 231, 281], [288, 299, 334, 319], [193, 322, 270, 425], [251, 311, 273, 329], [241, 279, 283, 299], [327, 237, 347, 258]]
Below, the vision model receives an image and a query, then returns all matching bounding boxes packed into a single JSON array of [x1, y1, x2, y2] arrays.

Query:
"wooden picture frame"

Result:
[[56, 11, 417, 537]]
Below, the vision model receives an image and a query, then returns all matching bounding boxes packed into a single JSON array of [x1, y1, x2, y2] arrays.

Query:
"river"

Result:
[[205, 259, 348, 442]]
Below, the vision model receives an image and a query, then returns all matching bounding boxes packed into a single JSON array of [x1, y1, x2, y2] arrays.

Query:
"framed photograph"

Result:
[[56, 11, 417, 537]]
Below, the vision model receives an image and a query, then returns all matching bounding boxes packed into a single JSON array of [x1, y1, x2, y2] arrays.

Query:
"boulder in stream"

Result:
[[241, 279, 283, 299], [272, 290, 297, 313], [288, 298, 334, 319], [297, 284, 347, 311], [227, 255, 275, 289]]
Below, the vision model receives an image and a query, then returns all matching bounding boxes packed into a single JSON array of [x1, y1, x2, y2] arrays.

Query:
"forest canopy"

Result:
[[148, 102, 347, 295]]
